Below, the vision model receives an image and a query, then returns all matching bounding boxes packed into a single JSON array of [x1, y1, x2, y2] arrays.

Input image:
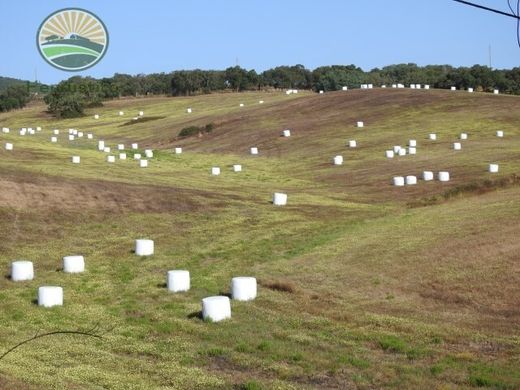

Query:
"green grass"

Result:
[[0, 89, 519, 389]]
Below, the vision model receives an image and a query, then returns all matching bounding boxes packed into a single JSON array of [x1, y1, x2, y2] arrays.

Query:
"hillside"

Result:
[[0, 76, 26, 93], [0, 88, 519, 389]]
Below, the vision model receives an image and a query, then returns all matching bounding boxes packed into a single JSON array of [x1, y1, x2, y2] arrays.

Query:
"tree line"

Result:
[[4, 63, 520, 116]]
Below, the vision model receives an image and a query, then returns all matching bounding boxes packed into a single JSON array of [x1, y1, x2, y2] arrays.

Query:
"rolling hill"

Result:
[[0, 88, 519, 389]]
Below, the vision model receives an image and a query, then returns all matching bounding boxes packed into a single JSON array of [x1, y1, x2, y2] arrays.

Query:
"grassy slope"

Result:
[[0, 89, 519, 389]]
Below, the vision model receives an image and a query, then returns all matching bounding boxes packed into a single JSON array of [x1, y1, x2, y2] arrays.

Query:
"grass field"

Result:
[[0, 88, 519, 389]]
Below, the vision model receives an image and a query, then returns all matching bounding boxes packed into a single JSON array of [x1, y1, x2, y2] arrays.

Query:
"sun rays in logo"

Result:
[[37, 8, 108, 71]]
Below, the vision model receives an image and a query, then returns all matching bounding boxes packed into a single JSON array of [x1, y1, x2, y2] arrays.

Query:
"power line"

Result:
[[452, 0, 520, 19]]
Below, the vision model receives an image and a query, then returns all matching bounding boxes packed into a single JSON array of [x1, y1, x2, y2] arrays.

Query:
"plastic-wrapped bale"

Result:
[[385, 150, 394, 158], [233, 164, 242, 172], [393, 176, 405, 186], [393, 146, 401, 153], [424, 85, 430, 90], [451, 86, 456, 91], [356, 121, 364, 128], [398, 148, 406, 156], [72, 156, 80, 164], [167, 270, 190, 292], [259, 100, 264, 104], [202, 296, 231, 322], [460, 133, 468, 140], [368, 84, 373, 89], [11, 261, 34, 281], [134, 153, 142, 160], [398, 84, 404, 88], [342, 86, 348, 91], [98, 140, 105, 151], [409, 140, 417, 147], [494, 89, 499, 94], [282, 129, 291, 137], [119, 153, 127, 160], [107, 155, 115, 163], [333, 155, 343, 165], [239, 103, 244, 107], [348, 140, 357, 148], [410, 84, 416, 89], [119, 111, 124, 116], [186, 108, 192, 113], [139, 111, 144, 116], [5, 143, 13, 151], [408, 147, 416, 155], [423, 171, 434, 181], [94, 114, 99, 119], [496, 131, 504, 138], [87, 133, 93, 139], [38, 286, 63, 307], [103, 147, 111, 153], [489, 164, 499, 173], [319, 90, 324, 94], [468, 88, 474, 93], [453, 142, 462, 151], [231, 277, 257, 301], [53, 129, 59, 135], [72, 129, 78, 135], [78, 132, 83, 138], [429, 133, 437, 140], [139, 159, 148, 168], [438, 171, 450, 182], [211, 167, 220, 176], [68, 135, 75, 141], [175, 147, 182, 154], [273, 192, 287, 206], [406, 175, 417, 185], [132, 143, 138, 149], [19, 129, 26, 136], [135, 239, 154, 256], [63, 256, 85, 273], [416, 84, 421, 89], [118, 144, 125, 150], [51, 137, 57, 143], [145, 149, 153, 158], [391, 84, 397, 88], [250, 147, 258, 155]]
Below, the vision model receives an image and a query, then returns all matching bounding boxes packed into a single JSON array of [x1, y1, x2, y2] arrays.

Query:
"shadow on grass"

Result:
[[187, 311, 202, 320]]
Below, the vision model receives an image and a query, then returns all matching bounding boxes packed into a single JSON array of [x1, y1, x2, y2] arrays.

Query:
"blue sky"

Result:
[[0, 0, 518, 84]]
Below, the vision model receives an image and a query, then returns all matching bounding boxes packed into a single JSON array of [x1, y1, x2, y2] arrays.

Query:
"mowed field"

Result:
[[0, 88, 519, 389]]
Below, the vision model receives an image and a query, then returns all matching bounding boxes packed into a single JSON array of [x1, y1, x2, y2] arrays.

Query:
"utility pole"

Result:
[[488, 44, 492, 69]]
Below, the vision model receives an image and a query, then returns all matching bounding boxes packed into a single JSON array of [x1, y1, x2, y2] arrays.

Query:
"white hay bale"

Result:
[[496, 130, 504, 137], [259, 100, 264, 104], [68, 129, 74, 134], [28, 129, 35, 135], [119, 111, 124, 116], [250, 147, 258, 155], [368, 84, 373, 89], [103, 147, 111, 153], [139, 159, 148, 168], [451, 86, 456, 91], [145, 149, 153, 158], [167, 270, 190, 292], [416, 84, 421, 89], [107, 155, 115, 163], [135, 239, 154, 256], [429, 133, 437, 140], [72, 129, 78, 135], [202, 296, 231, 322], [408, 147, 416, 155], [282, 129, 291, 137], [273, 192, 287, 206], [233, 164, 242, 172], [139, 111, 144, 116], [348, 140, 357, 148], [5, 143, 13, 151], [231, 277, 257, 301], [342, 86, 348, 91], [397, 83, 404, 88], [423, 171, 434, 181], [438, 171, 450, 182], [132, 143, 138, 149], [424, 85, 430, 90], [119, 153, 127, 160], [78, 132, 83, 138], [2, 127, 10, 133], [409, 140, 417, 147], [493, 89, 499, 94], [94, 114, 99, 119], [19, 129, 26, 136], [68, 135, 75, 141], [391, 84, 397, 88], [186, 108, 192, 113], [175, 147, 182, 154], [406, 175, 417, 185], [398, 148, 406, 156], [410, 84, 416, 89], [63, 256, 85, 273], [333, 155, 343, 165], [72, 156, 80, 164], [356, 121, 364, 128], [36, 127, 42, 131], [117, 144, 125, 150], [211, 167, 221, 176], [460, 133, 468, 140], [38, 286, 63, 307], [293, 90, 298, 94], [87, 133, 93, 139], [11, 261, 34, 281], [393, 176, 405, 186], [385, 150, 394, 158], [468, 88, 474, 93], [381, 85, 386, 88], [393, 146, 402, 153], [134, 153, 142, 160], [453, 142, 462, 150], [239, 103, 244, 107], [489, 164, 499, 173], [98, 140, 105, 151], [51, 137, 57, 143], [319, 90, 324, 94]]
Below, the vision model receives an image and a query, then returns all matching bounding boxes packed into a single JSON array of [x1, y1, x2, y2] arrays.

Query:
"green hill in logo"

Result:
[[41, 34, 105, 69]]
